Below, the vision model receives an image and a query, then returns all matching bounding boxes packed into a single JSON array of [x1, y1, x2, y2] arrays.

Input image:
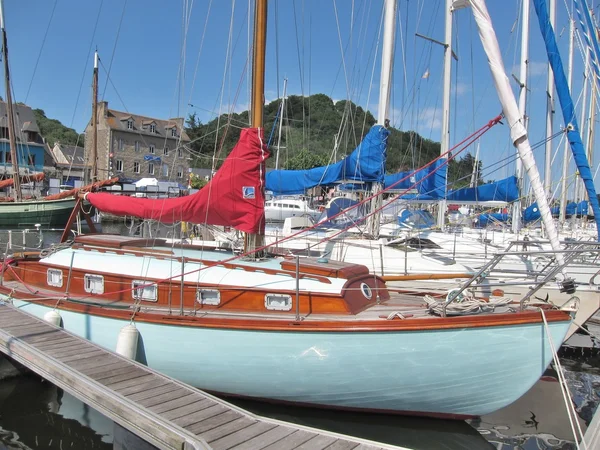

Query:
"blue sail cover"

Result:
[[446, 176, 519, 203], [384, 159, 448, 199], [266, 125, 389, 196], [523, 201, 587, 223], [533, 0, 600, 239], [475, 213, 509, 228]]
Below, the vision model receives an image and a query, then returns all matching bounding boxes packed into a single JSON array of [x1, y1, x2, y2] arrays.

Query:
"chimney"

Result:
[[98, 101, 109, 118]]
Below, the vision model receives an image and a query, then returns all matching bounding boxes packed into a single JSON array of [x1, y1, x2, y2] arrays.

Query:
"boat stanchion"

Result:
[[44, 310, 62, 327], [116, 324, 139, 360]]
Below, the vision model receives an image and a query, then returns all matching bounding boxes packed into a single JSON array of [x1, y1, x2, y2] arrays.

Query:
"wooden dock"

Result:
[[0, 302, 405, 450]]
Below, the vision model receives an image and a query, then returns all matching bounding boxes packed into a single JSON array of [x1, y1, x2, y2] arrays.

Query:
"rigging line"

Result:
[[68, 0, 104, 129], [275, 0, 280, 100], [186, 0, 214, 111], [101, 0, 128, 99], [292, 0, 306, 146], [24, 0, 58, 104]]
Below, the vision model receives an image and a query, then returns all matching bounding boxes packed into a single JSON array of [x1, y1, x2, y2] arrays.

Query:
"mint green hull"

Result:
[[0, 198, 76, 227]]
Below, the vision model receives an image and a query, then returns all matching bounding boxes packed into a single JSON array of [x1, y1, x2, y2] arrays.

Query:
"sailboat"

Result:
[[0, 0, 575, 419], [0, 0, 76, 228]]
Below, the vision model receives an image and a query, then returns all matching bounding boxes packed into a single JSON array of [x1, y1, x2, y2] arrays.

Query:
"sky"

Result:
[[3, 0, 598, 194]]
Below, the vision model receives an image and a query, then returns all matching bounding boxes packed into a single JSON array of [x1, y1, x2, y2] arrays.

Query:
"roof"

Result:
[[0, 102, 41, 134], [54, 143, 88, 168], [105, 108, 190, 142]]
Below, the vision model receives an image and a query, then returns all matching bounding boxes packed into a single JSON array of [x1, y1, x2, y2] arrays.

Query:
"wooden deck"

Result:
[[0, 302, 406, 450]]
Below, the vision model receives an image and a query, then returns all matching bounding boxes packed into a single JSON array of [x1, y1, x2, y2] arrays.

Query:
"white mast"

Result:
[[559, 16, 575, 224], [575, 50, 590, 203], [464, 0, 567, 270], [512, 0, 530, 235], [274, 77, 288, 170], [437, 0, 454, 231], [367, 0, 396, 237], [544, 0, 556, 199]]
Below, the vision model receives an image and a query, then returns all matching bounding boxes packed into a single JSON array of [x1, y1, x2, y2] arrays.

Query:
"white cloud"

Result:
[[418, 106, 442, 131]]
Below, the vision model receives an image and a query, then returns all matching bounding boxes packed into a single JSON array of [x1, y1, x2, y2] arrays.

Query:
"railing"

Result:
[[0, 228, 44, 255]]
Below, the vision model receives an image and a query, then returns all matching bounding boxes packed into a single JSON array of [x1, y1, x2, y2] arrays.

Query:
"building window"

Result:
[[149, 144, 155, 154], [171, 128, 177, 137], [132, 280, 157, 302], [163, 147, 169, 156], [150, 124, 156, 133], [47, 269, 63, 288], [116, 159, 123, 172], [118, 138, 123, 151], [135, 141, 140, 152], [177, 147, 183, 158], [84, 274, 104, 294], [133, 161, 140, 173], [127, 120, 133, 130], [177, 166, 183, 178], [162, 164, 169, 177], [148, 163, 154, 175]]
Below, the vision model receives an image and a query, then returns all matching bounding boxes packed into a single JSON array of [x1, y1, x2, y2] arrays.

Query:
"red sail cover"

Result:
[[86, 128, 269, 233]]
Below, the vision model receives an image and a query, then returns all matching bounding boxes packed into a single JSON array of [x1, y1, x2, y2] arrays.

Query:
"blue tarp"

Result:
[[475, 213, 509, 228], [315, 197, 368, 228], [523, 201, 589, 223], [266, 125, 389, 196], [533, 0, 600, 239], [383, 158, 448, 199], [446, 176, 519, 203]]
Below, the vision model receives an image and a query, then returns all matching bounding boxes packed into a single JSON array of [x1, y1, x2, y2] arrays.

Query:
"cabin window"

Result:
[[265, 294, 292, 311], [84, 274, 104, 294], [127, 120, 133, 130], [47, 269, 63, 288], [360, 282, 373, 299], [149, 144, 155, 154], [148, 163, 155, 175], [132, 280, 157, 302], [196, 289, 220, 306], [133, 162, 140, 173]]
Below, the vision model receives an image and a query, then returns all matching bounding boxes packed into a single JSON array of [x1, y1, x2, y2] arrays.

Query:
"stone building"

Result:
[[84, 101, 191, 182], [50, 143, 89, 184]]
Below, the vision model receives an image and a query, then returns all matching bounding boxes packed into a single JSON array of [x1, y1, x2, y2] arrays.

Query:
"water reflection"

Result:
[[0, 373, 112, 449]]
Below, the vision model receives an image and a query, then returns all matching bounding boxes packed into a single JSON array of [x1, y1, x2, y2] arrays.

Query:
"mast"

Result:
[[543, 0, 555, 199], [245, 0, 267, 255], [559, 16, 574, 224], [367, 0, 397, 237], [91, 50, 99, 182], [512, 0, 530, 234], [274, 77, 287, 170], [575, 50, 590, 203], [437, 0, 454, 231], [0, 0, 21, 202]]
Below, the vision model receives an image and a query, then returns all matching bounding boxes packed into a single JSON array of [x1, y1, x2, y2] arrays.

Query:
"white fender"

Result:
[[116, 324, 139, 360], [43, 310, 62, 327]]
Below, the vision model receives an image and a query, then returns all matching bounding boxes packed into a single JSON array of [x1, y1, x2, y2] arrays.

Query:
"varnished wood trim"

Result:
[[0, 284, 571, 332]]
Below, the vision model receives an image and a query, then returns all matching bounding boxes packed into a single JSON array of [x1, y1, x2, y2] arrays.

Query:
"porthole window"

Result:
[[360, 282, 373, 299], [265, 294, 292, 311], [196, 289, 220, 305], [84, 274, 104, 294], [132, 280, 157, 302], [47, 269, 63, 287]]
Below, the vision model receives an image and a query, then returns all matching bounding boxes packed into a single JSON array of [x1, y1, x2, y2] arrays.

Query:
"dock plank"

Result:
[[185, 410, 242, 435], [260, 430, 316, 450], [294, 434, 338, 449], [232, 424, 296, 450], [137, 386, 192, 408], [325, 441, 360, 449], [209, 421, 277, 450], [67, 353, 120, 371], [117, 377, 171, 396], [175, 404, 230, 429], [104, 373, 157, 391], [162, 398, 213, 420], [60, 349, 106, 363], [94, 366, 150, 385], [33, 337, 83, 350], [150, 393, 206, 414], [201, 417, 257, 443], [126, 383, 183, 403]]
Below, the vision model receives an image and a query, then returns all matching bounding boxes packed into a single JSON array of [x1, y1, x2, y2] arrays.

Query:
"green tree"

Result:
[[33, 109, 84, 147]]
